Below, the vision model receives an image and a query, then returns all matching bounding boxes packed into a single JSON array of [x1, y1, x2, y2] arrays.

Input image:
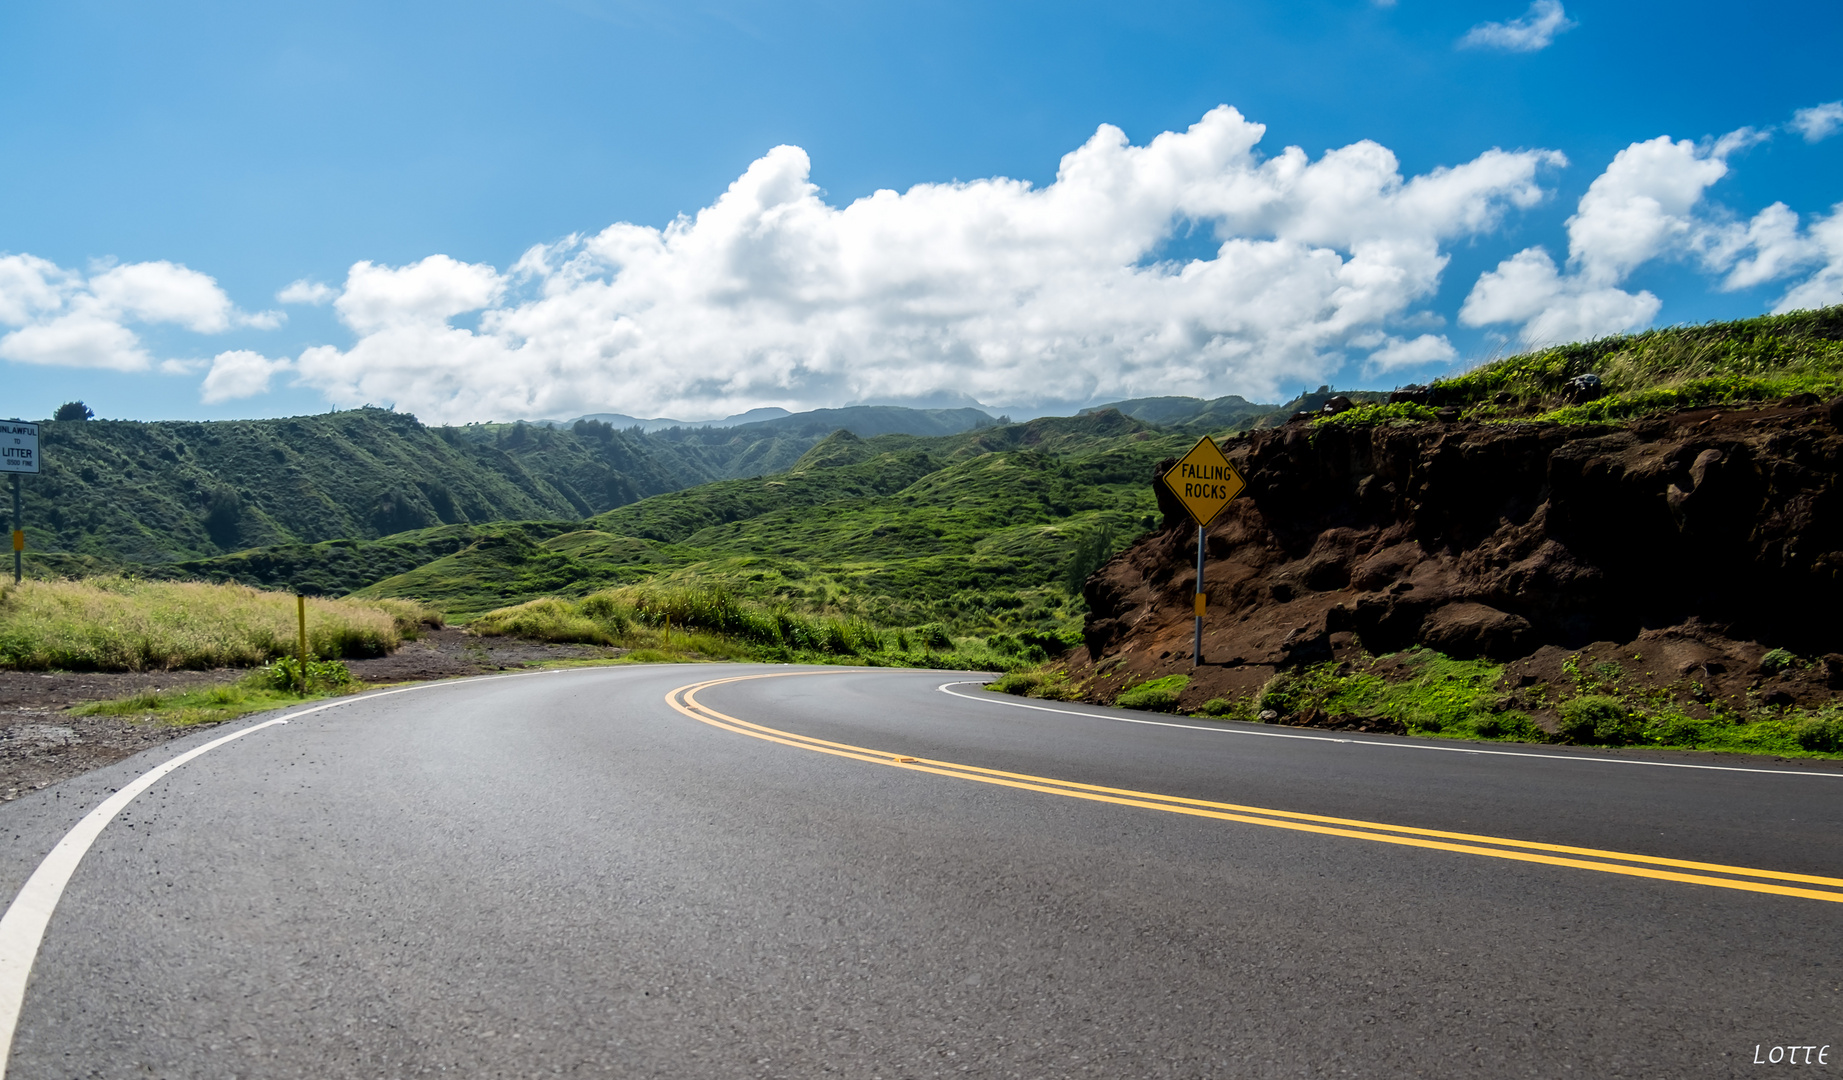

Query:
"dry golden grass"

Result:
[[0, 576, 413, 671]]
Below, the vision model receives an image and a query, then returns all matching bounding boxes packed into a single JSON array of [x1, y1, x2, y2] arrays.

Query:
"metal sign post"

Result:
[[1161, 436, 1247, 668], [1194, 523, 1206, 665], [2, 421, 40, 585]]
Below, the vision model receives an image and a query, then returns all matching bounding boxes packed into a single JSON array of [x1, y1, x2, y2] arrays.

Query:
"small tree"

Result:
[[53, 401, 94, 421]]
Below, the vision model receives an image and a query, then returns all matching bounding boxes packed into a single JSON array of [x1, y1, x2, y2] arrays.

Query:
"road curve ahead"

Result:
[[0, 663, 1839, 1078]]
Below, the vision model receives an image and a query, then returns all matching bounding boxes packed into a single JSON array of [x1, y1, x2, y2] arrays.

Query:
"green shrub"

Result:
[[1759, 648, 1800, 675], [1195, 696, 1254, 721], [1464, 711, 1544, 741], [576, 591, 634, 631], [1312, 401, 1439, 429], [367, 597, 444, 636], [254, 657, 355, 693], [470, 598, 616, 645], [1116, 674, 1189, 712], [986, 668, 1084, 701], [1256, 672, 1296, 714], [1643, 710, 1722, 747], [987, 670, 1039, 695], [1557, 694, 1642, 745], [1017, 628, 1081, 657], [914, 623, 954, 651], [1793, 714, 1843, 752]]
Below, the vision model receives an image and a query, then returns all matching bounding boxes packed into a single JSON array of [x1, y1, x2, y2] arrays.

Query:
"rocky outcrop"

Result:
[[1077, 397, 1843, 714]]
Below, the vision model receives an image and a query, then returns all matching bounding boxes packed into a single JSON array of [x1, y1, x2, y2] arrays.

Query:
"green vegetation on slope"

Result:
[[72, 664, 364, 727], [12, 405, 1008, 567], [19, 409, 616, 563], [1317, 305, 1843, 430], [344, 414, 1193, 631], [0, 577, 436, 671], [469, 585, 1039, 671], [150, 521, 584, 598], [1039, 646, 1843, 758]]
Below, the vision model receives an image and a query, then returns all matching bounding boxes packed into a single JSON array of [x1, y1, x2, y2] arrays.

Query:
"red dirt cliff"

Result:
[[1074, 396, 1843, 724]]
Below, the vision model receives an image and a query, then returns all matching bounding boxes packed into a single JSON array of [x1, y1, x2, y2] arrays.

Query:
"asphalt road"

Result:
[[0, 663, 1839, 1078]]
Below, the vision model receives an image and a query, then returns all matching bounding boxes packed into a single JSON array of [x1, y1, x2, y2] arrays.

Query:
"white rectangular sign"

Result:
[[1, 421, 39, 474]]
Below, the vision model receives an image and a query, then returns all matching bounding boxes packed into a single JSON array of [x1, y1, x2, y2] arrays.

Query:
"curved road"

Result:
[[0, 663, 1839, 1077]]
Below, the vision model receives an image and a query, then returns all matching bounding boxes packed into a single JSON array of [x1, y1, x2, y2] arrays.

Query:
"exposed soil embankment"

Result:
[[1075, 397, 1843, 725]]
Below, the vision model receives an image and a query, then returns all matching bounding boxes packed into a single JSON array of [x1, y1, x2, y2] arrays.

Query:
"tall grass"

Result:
[[0, 577, 426, 671], [470, 584, 1012, 670], [1319, 306, 1843, 427]]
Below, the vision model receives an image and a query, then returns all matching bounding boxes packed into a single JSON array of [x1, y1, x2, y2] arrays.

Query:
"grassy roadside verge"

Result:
[[993, 648, 1843, 761], [0, 577, 440, 672], [69, 659, 369, 727], [468, 585, 1060, 672]]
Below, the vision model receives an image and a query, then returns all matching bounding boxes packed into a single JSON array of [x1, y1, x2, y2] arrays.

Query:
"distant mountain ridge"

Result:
[[550, 406, 793, 432], [1081, 390, 1388, 429]]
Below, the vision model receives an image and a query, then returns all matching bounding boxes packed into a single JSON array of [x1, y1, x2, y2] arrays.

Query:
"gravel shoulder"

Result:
[[0, 628, 623, 802]]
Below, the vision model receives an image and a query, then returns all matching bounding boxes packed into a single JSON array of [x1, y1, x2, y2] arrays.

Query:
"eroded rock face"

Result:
[[1077, 398, 1843, 713]]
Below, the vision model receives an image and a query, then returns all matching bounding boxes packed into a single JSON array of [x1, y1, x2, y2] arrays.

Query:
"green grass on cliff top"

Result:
[[1318, 305, 1843, 429]]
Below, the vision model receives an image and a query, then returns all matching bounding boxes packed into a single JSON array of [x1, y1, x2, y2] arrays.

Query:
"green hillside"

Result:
[[341, 412, 1191, 626], [8, 404, 1009, 566], [14, 397, 1338, 630]]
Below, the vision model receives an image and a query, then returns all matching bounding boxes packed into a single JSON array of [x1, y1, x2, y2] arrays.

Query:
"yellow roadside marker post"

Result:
[[296, 594, 309, 696], [1161, 436, 1247, 668]]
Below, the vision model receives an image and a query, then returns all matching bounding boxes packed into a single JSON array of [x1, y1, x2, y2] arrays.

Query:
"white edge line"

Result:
[[0, 666, 570, 1077], [937, 681, 1843, 779]]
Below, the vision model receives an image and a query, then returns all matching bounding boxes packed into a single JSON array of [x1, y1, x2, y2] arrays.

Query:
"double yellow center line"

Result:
[[666, 672, 1843, 904]]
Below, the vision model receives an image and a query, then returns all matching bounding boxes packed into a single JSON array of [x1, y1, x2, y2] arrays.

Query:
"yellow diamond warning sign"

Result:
[[1164, 436, 1246, 527]]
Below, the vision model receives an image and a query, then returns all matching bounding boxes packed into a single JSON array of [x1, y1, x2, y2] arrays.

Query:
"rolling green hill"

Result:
[[335, 412, 1193, 624], [9, 404, 1009, 566], [303, 416, 1168, 624], [16, 410, 596, 564]]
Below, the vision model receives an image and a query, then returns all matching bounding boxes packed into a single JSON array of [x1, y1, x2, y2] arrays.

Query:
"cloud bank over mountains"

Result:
[[284, 106, 1565, 422], [3, 105, 1841, 423]]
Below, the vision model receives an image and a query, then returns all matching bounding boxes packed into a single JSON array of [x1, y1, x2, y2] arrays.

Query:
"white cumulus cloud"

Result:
[[1769, 205, 1843, 312], [277, 279, 338, 305], [1462, 247, 1661, 346], [0, 312, 152, 372], [1791, 102, 1843, 144], [201, 350, 294, 403], [335, 256, 505, 334], [0, 256, 277, 370], [0, 255, 69, 326], [293, 106, 1563, 422], [1459, 0, 1576, 52], [1462, 131, 1774, 345], [89, 261, 237, 333], [1364, 333, 1459, 373]]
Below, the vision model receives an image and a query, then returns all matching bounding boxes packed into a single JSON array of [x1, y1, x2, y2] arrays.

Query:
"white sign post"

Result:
[[2, 421, 38, 584]]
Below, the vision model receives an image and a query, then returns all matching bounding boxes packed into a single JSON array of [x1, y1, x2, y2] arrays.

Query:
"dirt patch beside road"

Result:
[[0, 628, 624, 802]]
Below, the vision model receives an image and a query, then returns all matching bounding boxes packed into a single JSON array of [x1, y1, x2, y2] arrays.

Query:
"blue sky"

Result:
[[2, 0, 1840, 422]]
